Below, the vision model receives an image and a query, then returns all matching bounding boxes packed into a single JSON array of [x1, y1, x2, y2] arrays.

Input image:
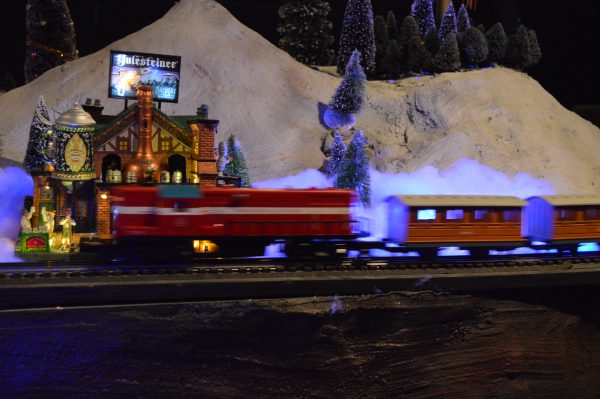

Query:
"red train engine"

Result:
[[110, 184, 358, 258]]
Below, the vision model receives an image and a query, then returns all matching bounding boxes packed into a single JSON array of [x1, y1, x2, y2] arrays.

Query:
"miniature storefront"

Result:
[[20, 85, 221, 250]]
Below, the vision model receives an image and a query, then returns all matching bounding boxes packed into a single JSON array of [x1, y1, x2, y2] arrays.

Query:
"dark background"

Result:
[[1, 0, 598, 109]]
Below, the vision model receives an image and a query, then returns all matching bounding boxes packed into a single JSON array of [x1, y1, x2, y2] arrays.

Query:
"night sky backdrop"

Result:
[[1, 0, 598, 108]]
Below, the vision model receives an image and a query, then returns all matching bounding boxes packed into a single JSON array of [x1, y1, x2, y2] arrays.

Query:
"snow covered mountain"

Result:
[[0, 0, 598, 193]]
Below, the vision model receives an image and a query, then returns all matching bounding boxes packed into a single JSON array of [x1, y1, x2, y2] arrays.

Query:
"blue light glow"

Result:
[[418, 209, 436, 220]]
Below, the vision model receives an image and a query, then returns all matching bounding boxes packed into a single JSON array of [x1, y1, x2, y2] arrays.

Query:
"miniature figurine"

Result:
[[20, 206, 35, 231], [59, 210, 76, 252], [41, 207, 56, 234]]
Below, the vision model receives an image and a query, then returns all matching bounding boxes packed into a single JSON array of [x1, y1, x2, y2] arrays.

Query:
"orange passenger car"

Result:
[[386, 195, 526, 255], [525, 195, 600, 249]]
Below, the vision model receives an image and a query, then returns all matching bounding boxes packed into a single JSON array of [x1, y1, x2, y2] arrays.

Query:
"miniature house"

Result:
[[35, 87, 220, 239]]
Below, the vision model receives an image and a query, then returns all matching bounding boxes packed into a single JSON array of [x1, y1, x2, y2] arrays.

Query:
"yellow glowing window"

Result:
[[118, 139, 129, 151], [160, 139, 170, 151]]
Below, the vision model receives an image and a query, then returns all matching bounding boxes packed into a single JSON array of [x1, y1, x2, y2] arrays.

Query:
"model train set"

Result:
[[82, 184, 600, 261]]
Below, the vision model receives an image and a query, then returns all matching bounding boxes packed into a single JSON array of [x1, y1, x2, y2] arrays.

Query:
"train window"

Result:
[[585, 208, 599, 220], [558, 208, 575, 221], [445, 209, 464, 221], [502, 209, 520, 222], [474, 209, 488, 221], [417, 209, 436, 221]]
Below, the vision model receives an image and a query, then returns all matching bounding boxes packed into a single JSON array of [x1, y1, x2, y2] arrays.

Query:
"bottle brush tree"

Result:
[[505, 25, 531, 70], [24, 95, 53, 172], [386, 10, 400, 43], [337, 0, 376, 75], [528, 29, 542, 67], [460, 26, 488, 67], [438, 1, 457, 40], [330, 49, 366, 115], [457, 3, 471, 33], [432, 32, 461, 72], [373, 15, 389, 77], [410, 0, 436, 38], [485, 22, 508, 64], [25, 0, 78, 83], [277, 0, 335, 66], [335, 130, 371, 207], [327, 131, 346, 178], [223, 134, 251, 188]]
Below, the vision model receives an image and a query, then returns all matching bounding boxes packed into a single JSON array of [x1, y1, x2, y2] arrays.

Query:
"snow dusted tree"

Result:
[[335, 130, 371, 207], [438, 1, 457, 40], [337, 0, 376, 75], [411, 0, 436, 38], [460, 26, 488, 67], [330, 50, 366, 115], [25, 0, 78, 83], [24, 96, 53, 172], [505, 25, 531, 70], [457, 3, 471, 33], [373, 15, 389, 77], [405, 36, 431, 73], [386, 11, 400, 43], [528, 29, 542, 67], [223, 135, 251, 188], [399, 16, 421, 71], [485, 22, 508, 64], [432, 32, 461, 72], [327, 131, 346, 177], [424, 27, 440, 59], [277, 0, 335, 66], [382, 40, 402, 77]]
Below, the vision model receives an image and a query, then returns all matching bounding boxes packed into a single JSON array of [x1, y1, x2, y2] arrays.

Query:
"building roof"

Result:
[[527, 195, 600, 206], [92, 103, 215, 150], [387, 195, 526, 207]]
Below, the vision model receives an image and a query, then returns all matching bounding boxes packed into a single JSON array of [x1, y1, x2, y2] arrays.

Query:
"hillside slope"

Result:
[[0, 0, 598, 193]]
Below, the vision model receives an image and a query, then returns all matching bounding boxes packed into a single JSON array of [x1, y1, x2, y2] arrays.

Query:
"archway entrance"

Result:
[[101, 154, 121, 183], [168, 154, 187, 183]]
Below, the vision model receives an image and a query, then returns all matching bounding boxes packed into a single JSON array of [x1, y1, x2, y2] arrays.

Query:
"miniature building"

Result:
[[37, 87, 220, 239]]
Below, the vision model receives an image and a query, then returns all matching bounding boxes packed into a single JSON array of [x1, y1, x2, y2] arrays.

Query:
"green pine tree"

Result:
[[25, 0, 78, 83], [277, 0, 335, 66], [335, 130, 371, 207], [223, 135, 251, 188], [460, 26, 488, 67], [433, 32, 461, 72], [505, 25, 531, 70], [327, 131, 346, 177], [24, 95, 53, 172], [383, 39, 402, 77], [485, 22, 508, 65], [373, 15, 389, 77], [330, 49, 366, 115], [528, 29, 542, 67]]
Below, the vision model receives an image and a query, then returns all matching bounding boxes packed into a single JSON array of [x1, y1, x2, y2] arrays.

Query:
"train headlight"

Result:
[[193, 240, 219, 254]]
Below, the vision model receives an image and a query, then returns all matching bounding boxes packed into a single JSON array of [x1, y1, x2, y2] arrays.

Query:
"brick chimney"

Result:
[[187, 106, 219, 186], [124, 85, 159, 183]]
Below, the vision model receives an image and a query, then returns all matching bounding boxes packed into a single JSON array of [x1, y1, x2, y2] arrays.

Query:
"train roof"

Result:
[[527, 195, 600, 206], [387, 195, 526, 207]]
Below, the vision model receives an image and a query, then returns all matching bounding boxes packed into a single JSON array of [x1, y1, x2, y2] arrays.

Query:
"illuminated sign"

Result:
[[108, 50, 181, 103]]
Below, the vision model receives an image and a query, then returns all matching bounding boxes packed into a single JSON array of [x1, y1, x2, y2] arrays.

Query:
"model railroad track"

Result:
[[4, 252, 600, 311], [3, 251, 600, 280]]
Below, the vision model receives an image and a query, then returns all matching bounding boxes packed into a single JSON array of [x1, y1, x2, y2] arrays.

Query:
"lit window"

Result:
[[417, 209, 436, 220], [445, 209, 464, 220], [585, 208, 598, 220], [160, 139, 170, 151], [502, 209, 520, 222], [474, 209, 488, 221], [118, 139, 128, 151], [558, 208, 574, 221]]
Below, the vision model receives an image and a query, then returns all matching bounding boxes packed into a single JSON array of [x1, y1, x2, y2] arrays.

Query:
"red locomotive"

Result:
[[110, 184, 357, 258], [101, 185, 600, 260]]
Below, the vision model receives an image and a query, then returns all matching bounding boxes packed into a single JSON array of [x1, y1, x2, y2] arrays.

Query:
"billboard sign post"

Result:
[[108, 50, 181, 104]]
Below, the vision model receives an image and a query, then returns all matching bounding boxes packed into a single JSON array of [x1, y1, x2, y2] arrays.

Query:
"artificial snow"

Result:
[[0, 0, 598, 196], [0, 167, 33, 262]]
